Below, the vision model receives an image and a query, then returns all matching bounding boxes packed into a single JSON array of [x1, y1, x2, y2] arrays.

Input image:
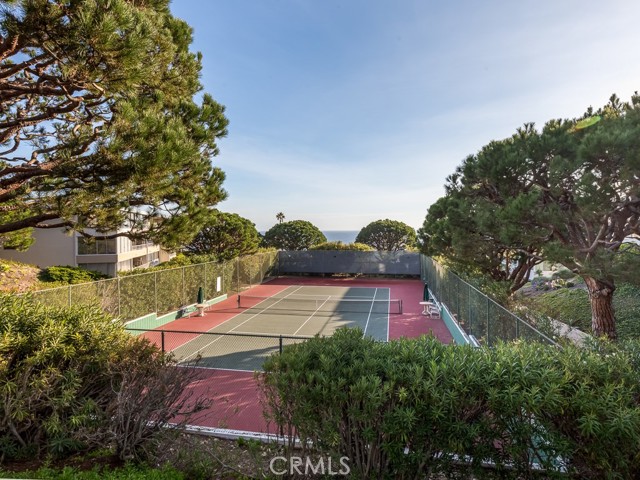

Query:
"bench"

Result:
[[419, 301, 439, 317]]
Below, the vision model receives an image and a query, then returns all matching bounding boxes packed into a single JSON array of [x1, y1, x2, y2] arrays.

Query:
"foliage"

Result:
[[310, 241, 374, 251], [182, 212, 260, 261], [0, 463, 185, 479], [355, 219, 417, 251], [0, 296, 208, 462], [103, 348, 210, 462], [0, 0, 228, 249], [39, 266, 108, 284], [419, 93, 640, 338], [1, 433, 284, 479], [262, 220, 326, 250], [520, 283, 640, 341], [22, 251, 277, 321], [261, 328, 640, 479], [419, 195, 542, 294], [552, 268, 576, 280]]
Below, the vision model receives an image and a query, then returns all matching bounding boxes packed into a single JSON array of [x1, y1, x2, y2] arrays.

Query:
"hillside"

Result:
[[0, 260, 43, 293], [516, 282, 640, 341]]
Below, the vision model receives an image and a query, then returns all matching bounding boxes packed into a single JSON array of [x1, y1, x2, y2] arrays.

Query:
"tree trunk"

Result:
[[583, 276, 617, 340]]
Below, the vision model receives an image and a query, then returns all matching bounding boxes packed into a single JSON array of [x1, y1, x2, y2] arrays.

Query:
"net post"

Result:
[[237, 295, 241, 308], [400, 299, 403, 314], [161, 330, 165, 354], [279, 335, 283, 355]]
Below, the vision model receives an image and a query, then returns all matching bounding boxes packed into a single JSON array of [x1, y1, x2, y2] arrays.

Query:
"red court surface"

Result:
[[157, 276, 452, 434], [265, 276, 452, 342]]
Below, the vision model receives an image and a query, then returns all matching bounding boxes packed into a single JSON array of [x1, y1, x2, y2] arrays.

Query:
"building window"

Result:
[[132, 252, 159, 268], [131, 238, 154, 250], [77, 237, 117, 255]]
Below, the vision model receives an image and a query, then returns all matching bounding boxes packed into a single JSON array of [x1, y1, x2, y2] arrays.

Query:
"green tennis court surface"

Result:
[[165, 285, 396, 371]]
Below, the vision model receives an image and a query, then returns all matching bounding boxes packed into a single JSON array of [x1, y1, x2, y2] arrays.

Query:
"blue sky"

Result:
[[170, 0, 640, 232]]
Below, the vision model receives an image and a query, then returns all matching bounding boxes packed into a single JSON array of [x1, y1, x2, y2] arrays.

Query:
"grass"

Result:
[[0, 463, 185, 479], [0, 435, 279, 480]]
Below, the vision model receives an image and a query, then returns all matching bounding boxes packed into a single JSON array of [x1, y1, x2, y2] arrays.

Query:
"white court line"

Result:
[[179, 286, 305, 362], [167, 295, 285, 361], [285, 293, 380, 300], [362, 288, 378, 337], [292, 297, 332, 336], [232, 330, 313, 338]]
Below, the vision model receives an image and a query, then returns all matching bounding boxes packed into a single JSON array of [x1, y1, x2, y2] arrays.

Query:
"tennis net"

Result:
[[237, 294, 403, 314]]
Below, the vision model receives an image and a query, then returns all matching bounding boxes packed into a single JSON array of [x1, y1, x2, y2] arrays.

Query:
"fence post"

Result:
[[180, 267, 187, 305], [68, 285, 72, 307], [515, 317, 520, 340], [279, 335, 283, 355], [455, 277, 459, 318], [204, 262, 208, 299], [236, 257, 240, 293], [259, 253, 264, 283], [486, 296, 490, 346], [117, 277, 121, 318], [161, 330, 165, 354], [468, 283, 472, 336]]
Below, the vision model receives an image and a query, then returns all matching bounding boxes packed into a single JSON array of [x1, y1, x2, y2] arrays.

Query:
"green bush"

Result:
[[552, 268, 575, 280], [0, 463, 184, 479], [40, 266, 108, 284], [0, 296, 207, 462], [261, 328, 640, 479], [0, 296, 130, 459], [310, 241, 374, 251]]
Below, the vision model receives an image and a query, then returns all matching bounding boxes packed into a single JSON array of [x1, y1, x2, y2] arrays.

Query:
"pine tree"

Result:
[[0, 0, 229, 249]]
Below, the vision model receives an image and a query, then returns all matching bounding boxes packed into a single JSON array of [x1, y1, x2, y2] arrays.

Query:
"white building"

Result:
[[0, 226, 174, 277]]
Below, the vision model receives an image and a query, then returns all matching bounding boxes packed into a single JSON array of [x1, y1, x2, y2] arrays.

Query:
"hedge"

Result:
[[260, 328, 640, 479]]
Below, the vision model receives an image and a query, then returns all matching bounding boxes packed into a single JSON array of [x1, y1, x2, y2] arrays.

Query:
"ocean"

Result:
[[260, 230, 359, 243], [323, 230, 359, 243]]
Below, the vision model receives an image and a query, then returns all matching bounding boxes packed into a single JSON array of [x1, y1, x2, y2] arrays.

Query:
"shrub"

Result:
[[40, 266, 108, 284], [261, 329, 640, 479], [310, 241, 374, 251], [0, 463, 185, 479], [552, 268, 575, 280], [0, 296, 209, 462]]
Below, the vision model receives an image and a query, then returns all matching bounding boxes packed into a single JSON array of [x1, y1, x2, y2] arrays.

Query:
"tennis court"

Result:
[[134, 285, 400, 371]]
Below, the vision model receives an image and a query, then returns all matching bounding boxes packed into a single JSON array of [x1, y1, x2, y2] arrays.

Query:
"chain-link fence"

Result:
[[24, 251, 278, 322], [420, 255, 556, 346], [126, 327, 311, 371]]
